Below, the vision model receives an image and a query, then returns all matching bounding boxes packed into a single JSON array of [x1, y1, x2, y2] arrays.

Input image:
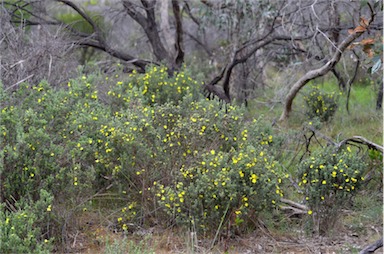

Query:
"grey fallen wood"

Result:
[[359, 238, 383, 254]]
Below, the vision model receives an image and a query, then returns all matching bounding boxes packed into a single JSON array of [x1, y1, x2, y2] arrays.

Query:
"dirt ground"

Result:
[[62, 212, 382, 254]]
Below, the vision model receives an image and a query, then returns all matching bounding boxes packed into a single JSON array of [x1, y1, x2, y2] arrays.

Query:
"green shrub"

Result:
[[0, 64, 287, 245], [153, 106, 286, 235], [107, 65, 200, 108], [0, 79, 109, 202], [298, 146, 366, 235], [0, 77, 112, 248], [303, 85, 339, 122], [0, 189, 54, 254]]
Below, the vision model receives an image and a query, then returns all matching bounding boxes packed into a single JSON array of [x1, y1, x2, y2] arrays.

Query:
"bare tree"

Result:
[[1, 0, 382, 116]]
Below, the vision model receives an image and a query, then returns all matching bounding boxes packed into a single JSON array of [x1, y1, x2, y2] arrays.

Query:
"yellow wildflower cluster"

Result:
[[303, 85, 339, 122], [156, 143, 285, 230], [299, 146, 365, 218]]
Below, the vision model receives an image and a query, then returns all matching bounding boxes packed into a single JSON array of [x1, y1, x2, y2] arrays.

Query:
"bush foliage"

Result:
[[0, 64, 377, 251], [298, 146, 366, 234], [303, 85, 339, 122], [0, 65, 285, 248]]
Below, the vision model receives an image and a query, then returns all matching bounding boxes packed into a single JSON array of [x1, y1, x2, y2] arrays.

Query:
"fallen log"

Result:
[[359, 238, 383, 254]]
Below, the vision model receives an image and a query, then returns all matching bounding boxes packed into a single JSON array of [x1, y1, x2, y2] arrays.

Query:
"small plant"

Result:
[[303, 85, 339, 122], [298, 146, 366, 235]]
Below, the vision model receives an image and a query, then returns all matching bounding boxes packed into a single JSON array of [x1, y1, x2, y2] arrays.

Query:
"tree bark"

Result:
[[159, 0, 173, 53], [376, 81, 383, 110], [171, 0, 184, 71], [122, 0, 171, 63]]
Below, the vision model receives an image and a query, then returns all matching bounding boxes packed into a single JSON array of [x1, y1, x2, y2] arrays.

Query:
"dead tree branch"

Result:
[[359, 238, 383, 254], [306, 126, 383, 153], [279, 4, 376, 121], [57, 0, 151, 72]]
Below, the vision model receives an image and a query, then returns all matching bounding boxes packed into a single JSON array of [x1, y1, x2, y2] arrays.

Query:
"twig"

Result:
[[280, 198, 308, 211], [72, 230, 79, 248], [5, 74, 34, 92], [210, 201, 230, 250], [280, 206, 308, 217], [316, 26, 342, 53]]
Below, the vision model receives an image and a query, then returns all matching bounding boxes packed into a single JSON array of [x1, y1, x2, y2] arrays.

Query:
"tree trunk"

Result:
[[376, 81, 383, 110], [122, 0, 171, 64]]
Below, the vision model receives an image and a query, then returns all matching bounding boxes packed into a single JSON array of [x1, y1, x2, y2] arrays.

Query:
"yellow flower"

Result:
[[308, 210, 313, 215], [250, 174, 258, 183]]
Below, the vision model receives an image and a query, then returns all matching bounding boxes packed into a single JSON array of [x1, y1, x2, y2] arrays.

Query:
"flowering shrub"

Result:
[[1, 78, 109, 201], [303, 85, 339, 122], [0, 189, 54, 254], [0, 64, 287, 244], [298, 146, 366, 235], [151, 103, 285, 234], [155, 144, 285, 234], [1, 77, 111, 248], [107, 65, 200, 108]]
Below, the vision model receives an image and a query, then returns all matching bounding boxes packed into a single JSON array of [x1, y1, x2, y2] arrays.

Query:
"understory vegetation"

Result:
[[1, 64, 382, 253]]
